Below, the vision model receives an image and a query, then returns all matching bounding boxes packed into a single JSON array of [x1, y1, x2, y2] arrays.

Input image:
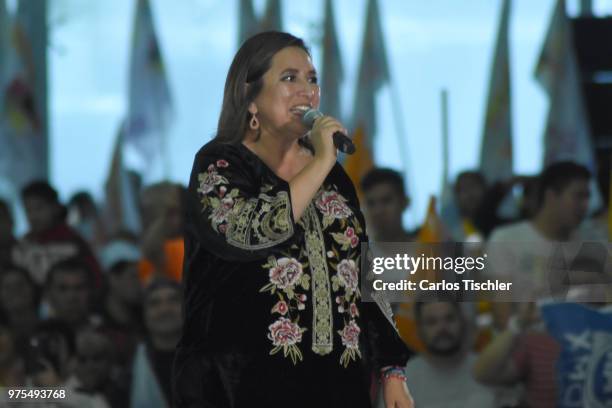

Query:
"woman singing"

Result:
[[173, 31, 413, 408]]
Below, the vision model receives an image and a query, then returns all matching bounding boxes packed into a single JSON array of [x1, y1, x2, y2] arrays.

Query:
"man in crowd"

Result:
[[486, 161, 592, 324], [24, 319, 110, 407], [75, 328, 128, 408], [99, 239, 144, 389], [45, 257, 98, 332], [12, 181, 102, 287], [381, 296, 495, 408], [360, 168, 416, 242], [131, 279, 182, 408]]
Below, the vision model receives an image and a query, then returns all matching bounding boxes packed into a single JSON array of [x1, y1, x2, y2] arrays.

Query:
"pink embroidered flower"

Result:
[[339, 320, 360, 349], [272, 301, 289, 316], [337, 259, 359, 293], [218, 224, 227, 234], [350, 236, 359, 248], [345, 227, 355, 238], [269, 258, 303, 289], [216, 159, 229, 168], [335, 296, 343, 304], [198, 165, 227, 195], [315, 191, 352, 219], [350, 303, 359, 318], [268, 317, 304, 347], [210, 196, 235, 230], [219, 186, 227, 197], [298, 294, 307, 302]]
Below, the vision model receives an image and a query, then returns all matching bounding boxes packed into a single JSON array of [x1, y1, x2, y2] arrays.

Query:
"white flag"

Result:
[[535, 0, 595, 171], [480, 0, 513, 183], [125, 0, 173, 172]]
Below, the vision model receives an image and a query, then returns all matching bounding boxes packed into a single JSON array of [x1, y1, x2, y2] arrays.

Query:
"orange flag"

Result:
[[343, 125, 374, 200]]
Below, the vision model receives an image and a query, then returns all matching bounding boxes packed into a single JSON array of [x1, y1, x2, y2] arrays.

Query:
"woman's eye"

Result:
[[309, 76, 318, 84], [282, 75, 296, 81]]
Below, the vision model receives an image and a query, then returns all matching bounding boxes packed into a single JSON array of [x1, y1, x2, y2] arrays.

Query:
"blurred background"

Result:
[[1, 0, 611, 234], [1, 1, 611, 407]]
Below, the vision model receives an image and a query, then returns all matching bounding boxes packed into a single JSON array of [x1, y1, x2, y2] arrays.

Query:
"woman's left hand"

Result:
[[383, 378, 414, 408]]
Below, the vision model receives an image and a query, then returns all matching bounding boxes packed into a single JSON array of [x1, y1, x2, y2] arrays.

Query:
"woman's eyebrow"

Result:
[[279, 68, 317, 76]]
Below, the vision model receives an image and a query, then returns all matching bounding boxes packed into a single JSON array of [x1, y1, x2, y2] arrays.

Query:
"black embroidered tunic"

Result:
[[173, 140, 411, 408]]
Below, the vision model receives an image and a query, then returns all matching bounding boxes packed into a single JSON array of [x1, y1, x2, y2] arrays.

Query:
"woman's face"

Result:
[[250, 46, 320, 139]]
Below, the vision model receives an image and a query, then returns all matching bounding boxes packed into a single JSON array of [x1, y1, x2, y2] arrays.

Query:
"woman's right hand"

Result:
[[309, 115, 346, 166]]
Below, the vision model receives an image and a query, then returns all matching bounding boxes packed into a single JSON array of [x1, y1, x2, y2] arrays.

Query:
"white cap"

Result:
[[99, 240, 141, 272]]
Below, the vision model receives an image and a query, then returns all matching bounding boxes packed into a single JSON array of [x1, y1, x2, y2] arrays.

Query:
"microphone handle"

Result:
[[333, 132, 356, 155]]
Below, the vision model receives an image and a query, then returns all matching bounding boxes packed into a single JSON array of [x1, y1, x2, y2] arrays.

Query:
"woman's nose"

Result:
[[297, 79, 317, 98]]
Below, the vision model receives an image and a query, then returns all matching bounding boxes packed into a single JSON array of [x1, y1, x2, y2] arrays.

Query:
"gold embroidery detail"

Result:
[[225, 189, 294, 250], [303, 204, 333, 355]]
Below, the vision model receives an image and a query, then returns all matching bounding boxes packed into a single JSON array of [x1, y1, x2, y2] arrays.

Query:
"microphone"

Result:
[[302, 109, 356, 155]]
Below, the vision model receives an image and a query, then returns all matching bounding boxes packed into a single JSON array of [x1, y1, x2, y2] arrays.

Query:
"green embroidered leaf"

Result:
[[332, 281, 340, 292], [258, 283, 275, 293], [322, 216, 334, 229]]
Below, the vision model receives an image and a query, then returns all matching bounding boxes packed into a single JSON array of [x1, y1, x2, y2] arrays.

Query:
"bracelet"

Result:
[[380, 366, 407, 383]]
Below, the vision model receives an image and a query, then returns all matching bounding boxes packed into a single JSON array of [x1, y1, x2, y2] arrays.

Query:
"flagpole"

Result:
[[162, 128, 171, 180], [388, 79, 416, 222], [441, 88, 449, 189]]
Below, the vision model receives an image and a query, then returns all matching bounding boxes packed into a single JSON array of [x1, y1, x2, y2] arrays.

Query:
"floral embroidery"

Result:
[[198, 163, 228, 195], [271, 300, 288, 316], [349, 303, 359, 318], [330, 254, 362, 367], [260, 256, 310, 364], [331, 227, 360, 250], [260, 257, 310, 296], [209, 194, 237, 233], [268, 258, 303, 290], [338, 320, 362, 367], [333, 259, 359, 294], [268, 317, 306, 364], [315, 190, 353, 228], [197, 159, 294, 247]]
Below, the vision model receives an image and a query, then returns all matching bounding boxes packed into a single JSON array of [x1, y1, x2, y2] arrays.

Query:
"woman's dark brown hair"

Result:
[[216, 31, 310, 143]]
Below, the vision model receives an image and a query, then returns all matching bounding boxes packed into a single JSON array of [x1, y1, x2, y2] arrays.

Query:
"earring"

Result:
[[249, 114, 259, 130]]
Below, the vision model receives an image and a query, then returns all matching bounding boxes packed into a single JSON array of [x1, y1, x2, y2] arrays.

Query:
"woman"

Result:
[[174, 31, 413, 408]]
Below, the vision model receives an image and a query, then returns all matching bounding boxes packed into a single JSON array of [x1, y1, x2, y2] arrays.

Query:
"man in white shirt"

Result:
[[383, 298, 495, 408], [486, 161, 592, 305]]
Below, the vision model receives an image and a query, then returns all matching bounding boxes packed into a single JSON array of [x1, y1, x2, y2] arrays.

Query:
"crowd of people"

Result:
[[0, 156, 610, 407], [361, 161, 611, 408], [0, 181, 184, 407]]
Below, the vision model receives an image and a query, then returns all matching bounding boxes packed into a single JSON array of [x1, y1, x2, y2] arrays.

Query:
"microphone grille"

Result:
[[302, 109, 322, 128]]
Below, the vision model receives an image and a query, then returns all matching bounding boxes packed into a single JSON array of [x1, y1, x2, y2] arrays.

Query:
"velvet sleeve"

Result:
[[334, 163, 413, 369], [185, 143, 297, 263]]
